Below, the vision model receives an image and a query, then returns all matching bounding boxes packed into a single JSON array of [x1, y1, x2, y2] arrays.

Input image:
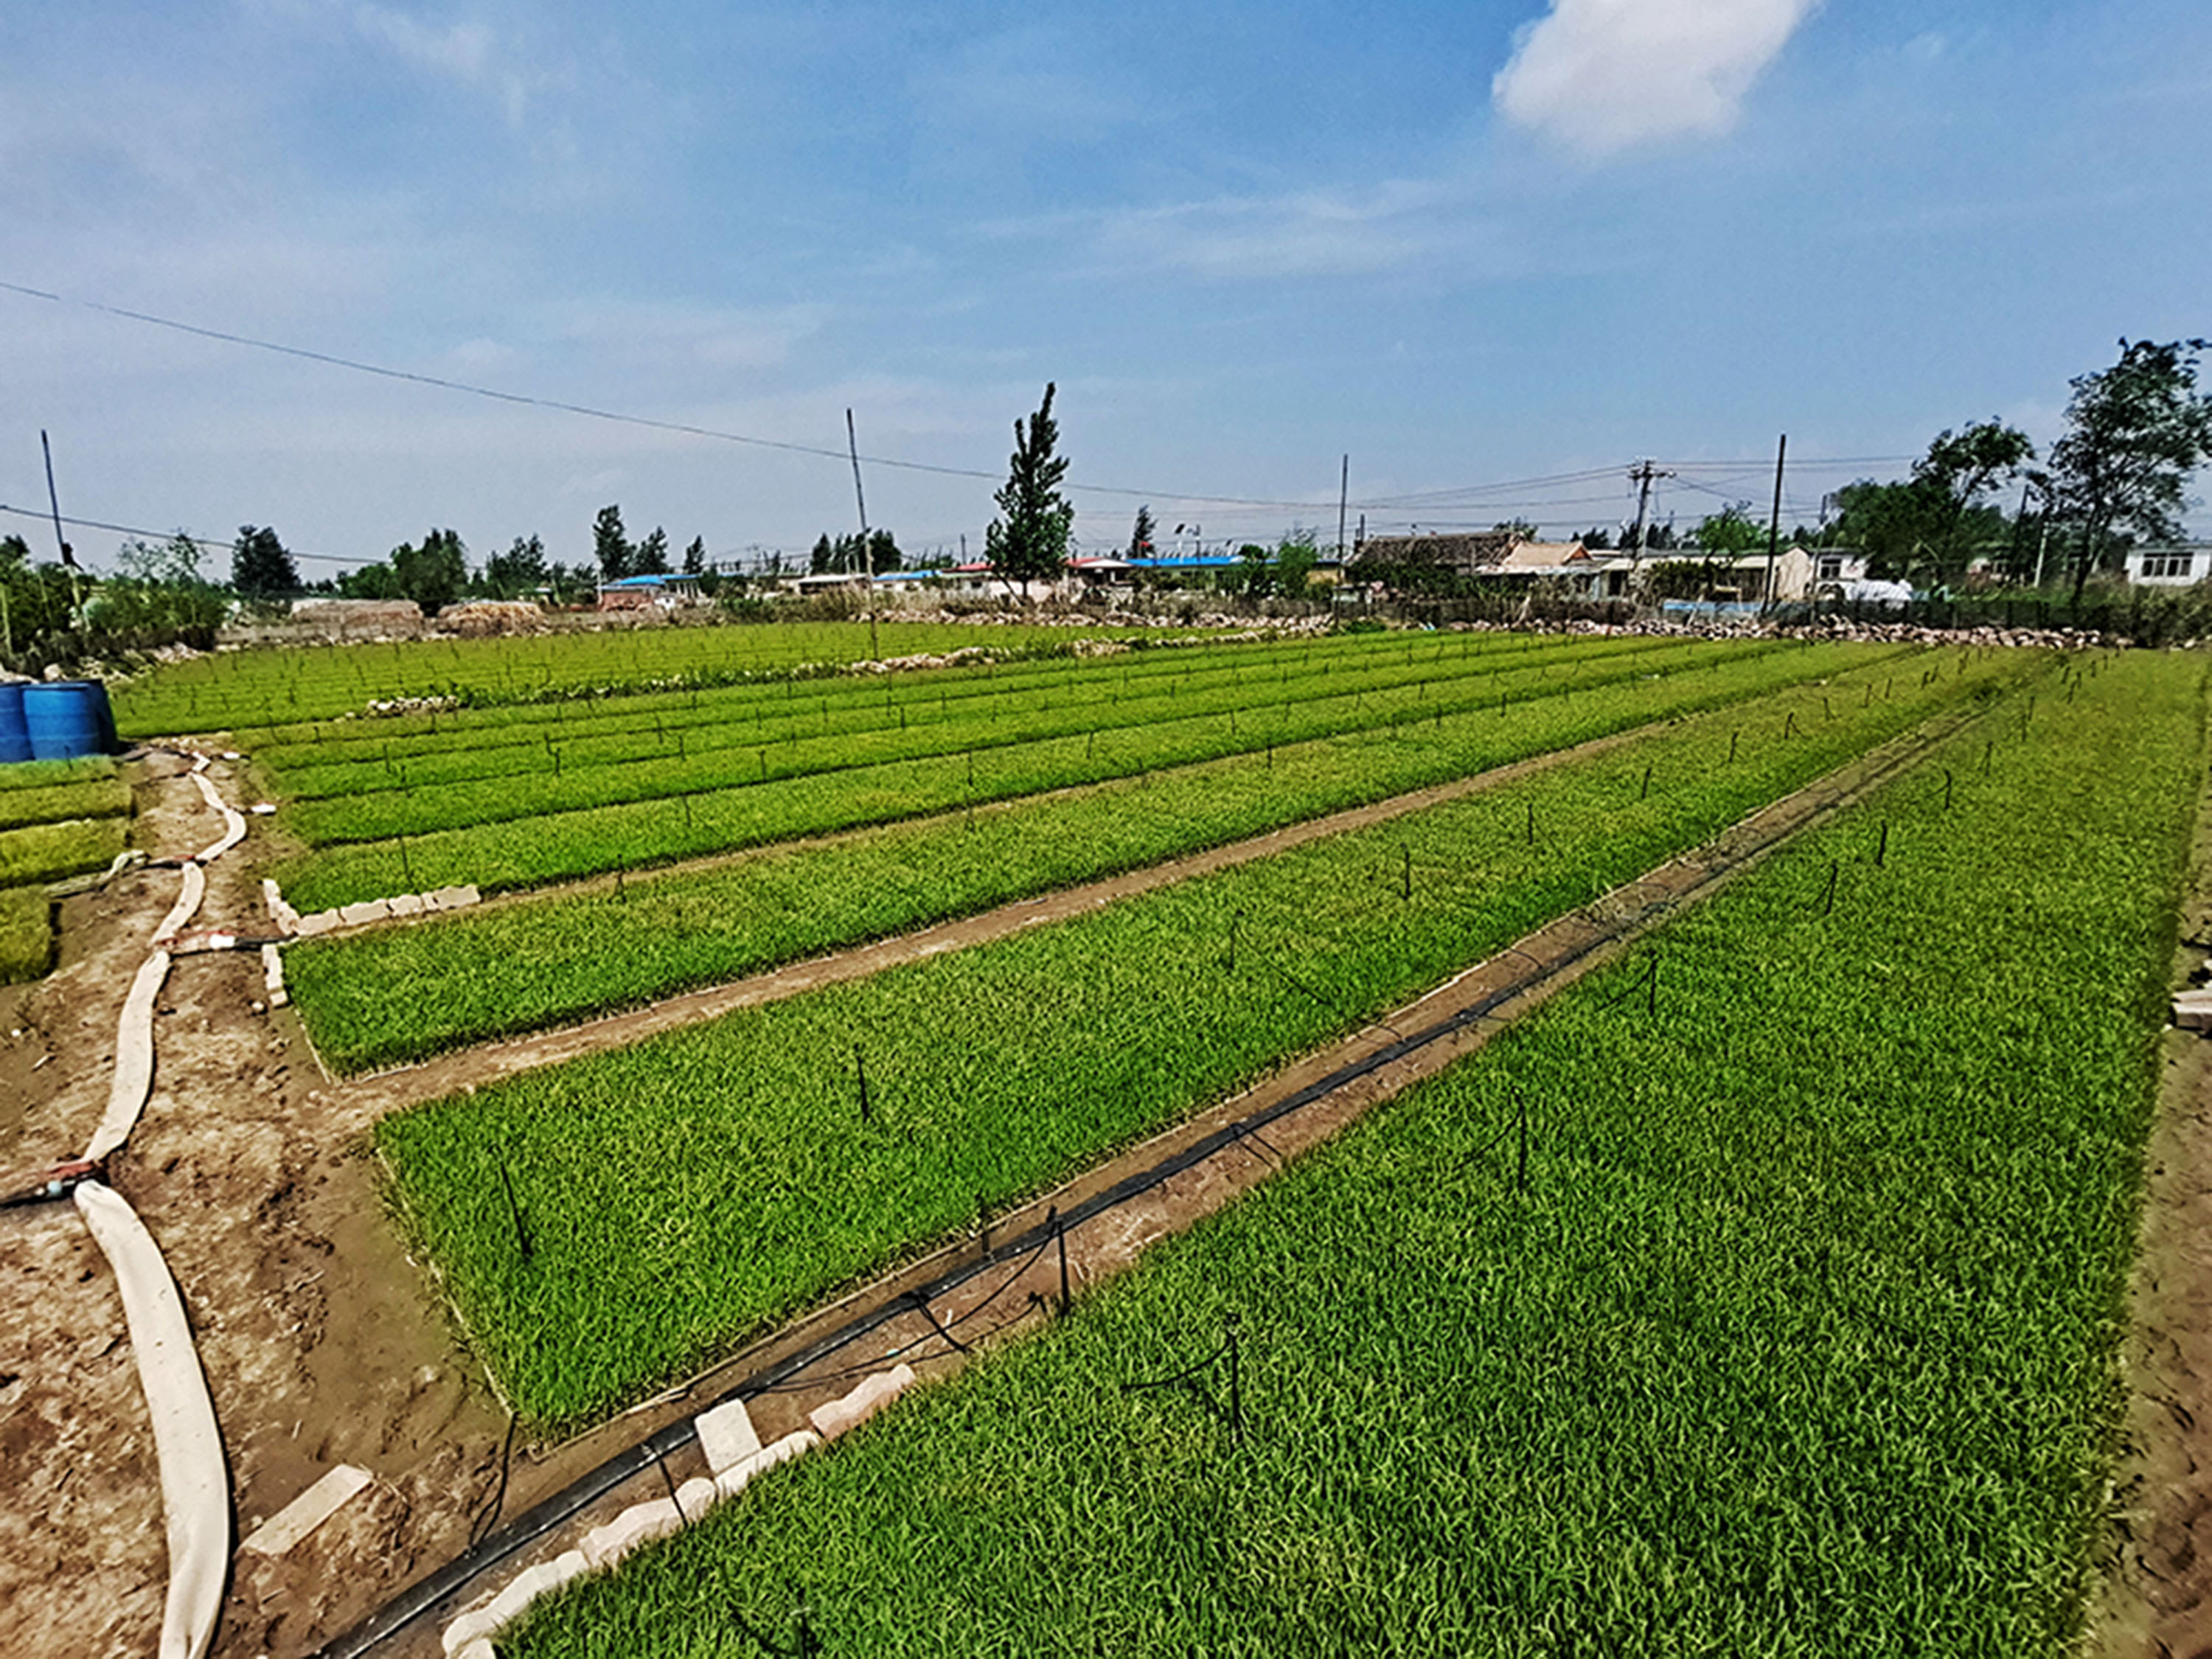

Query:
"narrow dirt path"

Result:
[[2090, 728, 2212, 1659], [322, 712, 1690, 1122], [327, 705, 1978, 1659]]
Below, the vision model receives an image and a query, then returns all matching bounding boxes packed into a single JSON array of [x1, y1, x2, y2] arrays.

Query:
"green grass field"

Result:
[[112, 618, 1193, 736], [508, 647, 2200, 1658], [378, 646, 2029, 1425], [0, 756, 130, 983], [293, 636, 1908, 1072], [268, 632, 1747, 911]]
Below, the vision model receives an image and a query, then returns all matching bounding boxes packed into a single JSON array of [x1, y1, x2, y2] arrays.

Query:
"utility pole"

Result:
[[1626, 459, 1673, 569], [41, 431, 83, 623], [1759, 433, 1787, 616], [1336, 454, 1349, 562], [846, 408, 879, 659]]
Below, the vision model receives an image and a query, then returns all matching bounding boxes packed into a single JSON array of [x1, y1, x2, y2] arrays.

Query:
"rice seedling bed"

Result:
[[257, 626, 1596, 803], [377, 645, 2030, 1425], [0, 754, 119, 795], [114, 619, 1117, 735], [273, 636, 1778, 911], [507, 649, 2201, 1659], [0, 815, 129, 887], [0, 885, 53, 983], [268, 631, 1697, 846], [0, 771, 131, 832], [297, 639, 1906, 1073]]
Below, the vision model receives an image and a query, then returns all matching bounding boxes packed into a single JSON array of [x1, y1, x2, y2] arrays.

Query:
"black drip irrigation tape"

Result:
[[310, 702, 1982, 1659]]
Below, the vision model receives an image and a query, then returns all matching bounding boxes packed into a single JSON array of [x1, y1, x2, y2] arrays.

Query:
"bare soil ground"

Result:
[[2090, 762, 2212, 1659], [0, 757, 505, 1659]]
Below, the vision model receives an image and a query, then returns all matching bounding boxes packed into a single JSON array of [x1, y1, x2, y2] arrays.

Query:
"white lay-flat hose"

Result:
[[73, 1180, 229, 1659], [188, 772, 246, 863], [84, 950, 171, 1164]]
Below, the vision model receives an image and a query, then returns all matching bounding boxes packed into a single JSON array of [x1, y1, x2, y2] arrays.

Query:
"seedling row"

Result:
[[273, 636, 1787, 911], [114, 619, 1112, 735], [505, 650, 2201, 1658], [296, 638, 1927, 1072], [377, 645, 2031, 1424], [258, 626, 1604, 799]]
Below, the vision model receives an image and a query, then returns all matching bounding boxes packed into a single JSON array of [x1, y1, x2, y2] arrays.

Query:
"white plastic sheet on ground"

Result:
[[74, 1180, 229, 1659]]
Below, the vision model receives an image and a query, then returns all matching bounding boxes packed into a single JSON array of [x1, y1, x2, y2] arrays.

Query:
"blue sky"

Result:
[[2, 0, 2208, 577]]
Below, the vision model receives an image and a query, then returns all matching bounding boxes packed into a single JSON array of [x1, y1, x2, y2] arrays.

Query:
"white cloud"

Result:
[[352, 4, 493, 82], [1492, 0, 1818, 156], [1088, 180, 1459, 279]]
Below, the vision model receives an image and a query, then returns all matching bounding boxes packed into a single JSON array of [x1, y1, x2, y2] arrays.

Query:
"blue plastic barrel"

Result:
[[0, 683, 30, 764], [23, 681, 118, 760]]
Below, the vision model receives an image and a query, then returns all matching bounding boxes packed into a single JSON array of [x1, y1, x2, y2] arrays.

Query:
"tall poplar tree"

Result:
[[985, 383, 1074, 597]]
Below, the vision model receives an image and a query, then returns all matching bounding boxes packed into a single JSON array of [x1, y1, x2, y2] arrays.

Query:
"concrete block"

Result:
[[428, 884, 481, 911], [580, 1496, 684, 1569], [675, 1475, 717, 1522], [386, 891, 427, 918], [485, 1559, 564, 1628], [261, 944, 286, 998], [338, 900, 390, 928], [694, 1397, 762, 1475], [442, 1601, 501, 1655], [807, 1365, 917, 1442], [714, 1429, 818, 1501], [240, 1464, 372, 1557], [546, 1548, 590, 1591], [296, 909, 339, 938], [2174, 992, 2212, 1031]]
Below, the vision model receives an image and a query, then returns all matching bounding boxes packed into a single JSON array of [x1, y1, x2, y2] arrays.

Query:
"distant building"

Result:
[[2126, 546, 2205, 588], [595, 574, 702, 611]]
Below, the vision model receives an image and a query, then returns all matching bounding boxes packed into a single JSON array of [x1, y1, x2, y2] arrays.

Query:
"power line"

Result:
[[0, 277, 1924, 526], [0, 502, 355, 566], [0, 278, 1461, 515]]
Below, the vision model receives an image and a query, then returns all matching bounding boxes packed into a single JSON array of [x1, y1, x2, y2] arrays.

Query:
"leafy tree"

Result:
[[682, 535, 707, 577], [2041, 338, 2212, 602], [482, 534, 549, 598], [810, 529, 900, 574], [1273, 536, 1318, 601], [114, 532, 206, 586], [1692, 502, 1764, 556], [335, 560, 405, 600], [635, 527, 672, 576], [984, 383, 1074, 597], [391, 528, 468, 612], [1826, 480, 1943, 581], [593, 504, 634, 582], [1911, 420, 2034, 582], [1577, 526, 1613, 550], [92, 535, 226, 644], [232, 524, 299, 601], [1491, 518, 1540, 539], [1646, 559, 1717, 601], [1128, 504, 1156, 561], [545, 562, 598, 607]]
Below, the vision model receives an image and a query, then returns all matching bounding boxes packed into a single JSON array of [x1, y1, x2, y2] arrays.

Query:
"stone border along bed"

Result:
[[11, 748, 259, 1659], [312, 692, 2001, 1659]]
